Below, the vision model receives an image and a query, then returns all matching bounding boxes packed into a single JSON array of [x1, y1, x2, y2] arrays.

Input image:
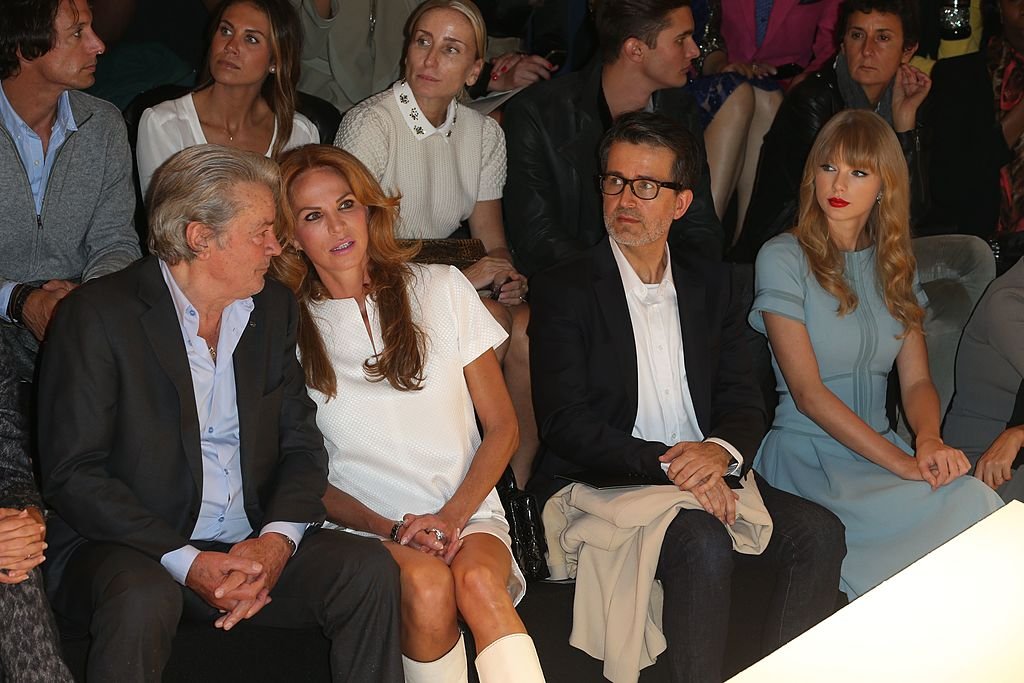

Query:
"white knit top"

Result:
[[308, 264, 509, 533], [334, 80, 507, 239], [136, 92, 318, 198]]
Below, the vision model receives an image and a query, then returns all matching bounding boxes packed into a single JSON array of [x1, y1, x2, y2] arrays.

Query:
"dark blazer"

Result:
[[37, 257, 328, 589], [921, 51, 1007, 238], [502, 62, 725, 277], [527, 238, 767, 504], [735, 59, 928, 262]]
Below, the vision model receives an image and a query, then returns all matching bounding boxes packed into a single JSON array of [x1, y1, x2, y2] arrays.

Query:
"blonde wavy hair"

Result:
[[270, 145, 425, 397], [794, 109, 924, 336]]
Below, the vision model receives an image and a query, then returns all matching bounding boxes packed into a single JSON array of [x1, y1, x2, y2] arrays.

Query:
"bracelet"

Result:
[[7, 284, 37, 326], [266, 531, 296, 555], [389, 520, 404, 543]]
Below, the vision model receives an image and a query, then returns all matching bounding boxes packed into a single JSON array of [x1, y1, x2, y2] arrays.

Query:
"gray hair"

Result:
[[147, 145, 282, 264]]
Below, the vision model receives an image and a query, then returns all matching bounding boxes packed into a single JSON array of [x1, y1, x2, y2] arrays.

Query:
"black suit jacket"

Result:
[[502, 62, 725, 277], [527, 238, 767, 504], [38, 257, 328, 590], [921, 51, 1007, 238]]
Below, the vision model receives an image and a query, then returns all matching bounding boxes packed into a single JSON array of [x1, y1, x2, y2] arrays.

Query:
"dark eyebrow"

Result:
[[604, 172, 666, 182], [220, 19, 267, 39]]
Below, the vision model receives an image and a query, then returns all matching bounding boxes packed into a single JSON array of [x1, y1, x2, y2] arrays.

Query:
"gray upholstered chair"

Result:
[[896, 235, 996, 442]]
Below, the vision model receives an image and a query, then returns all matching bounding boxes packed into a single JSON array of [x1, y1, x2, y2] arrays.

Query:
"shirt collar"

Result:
[[0, 84, 78, 139], [392, 79, 457, 140], [159, 259, 254, 345], [609, 239, 675, 304]]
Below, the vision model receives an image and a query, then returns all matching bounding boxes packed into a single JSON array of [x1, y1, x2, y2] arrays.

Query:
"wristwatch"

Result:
[[389, 520, 404, 543]]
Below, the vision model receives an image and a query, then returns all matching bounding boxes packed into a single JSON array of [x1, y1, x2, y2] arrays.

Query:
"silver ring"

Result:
[[428, 528, 446, 543]]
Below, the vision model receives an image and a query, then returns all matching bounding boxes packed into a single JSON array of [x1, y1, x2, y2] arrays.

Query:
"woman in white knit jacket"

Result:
[[335, 0, 538, 484]]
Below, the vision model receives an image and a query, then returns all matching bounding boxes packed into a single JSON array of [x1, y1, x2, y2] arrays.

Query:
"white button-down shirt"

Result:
[[609, 240, 742, 475]]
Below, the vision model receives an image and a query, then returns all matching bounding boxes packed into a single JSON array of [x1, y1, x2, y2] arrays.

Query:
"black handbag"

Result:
[[496, 468, 550, 582]]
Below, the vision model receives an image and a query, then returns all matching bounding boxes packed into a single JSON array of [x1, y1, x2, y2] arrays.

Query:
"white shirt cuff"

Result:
[[260, 522, 308, 555], [657, 439, 744, 476], [706, 437, 744, 475], [160, 544, 202, 585]]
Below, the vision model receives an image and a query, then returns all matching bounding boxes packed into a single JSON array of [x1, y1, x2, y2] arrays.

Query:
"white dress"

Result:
[[308, 264, 526, 603], [136, 92, 318, 197], [334, 80, 506, 239]]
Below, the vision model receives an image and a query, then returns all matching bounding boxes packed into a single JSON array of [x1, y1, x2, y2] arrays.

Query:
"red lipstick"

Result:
[[828, 197, 849, 208]]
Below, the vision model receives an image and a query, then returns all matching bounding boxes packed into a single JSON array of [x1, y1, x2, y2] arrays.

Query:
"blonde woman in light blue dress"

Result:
[[749, 110, 1002, 599]]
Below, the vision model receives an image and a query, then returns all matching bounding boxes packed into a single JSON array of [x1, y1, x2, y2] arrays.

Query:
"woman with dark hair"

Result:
[[136, 0, 316, 196], [334, 0, 538, 485], [0, 334, 73, 682], [735, 0, 932, 262], [749, 110, 1002, 599], [272, 144, 544, 683]]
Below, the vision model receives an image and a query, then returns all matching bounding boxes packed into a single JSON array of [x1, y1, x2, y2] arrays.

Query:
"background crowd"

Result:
[[1, 0, 1022, 682]]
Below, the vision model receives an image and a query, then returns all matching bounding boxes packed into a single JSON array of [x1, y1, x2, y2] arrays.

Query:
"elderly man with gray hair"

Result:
[[36, 145, 404, 683]]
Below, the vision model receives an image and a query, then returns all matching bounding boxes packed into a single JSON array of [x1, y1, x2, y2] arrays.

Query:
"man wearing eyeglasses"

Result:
[[527, 112, 846, 683], [502, 0, 724, 277]]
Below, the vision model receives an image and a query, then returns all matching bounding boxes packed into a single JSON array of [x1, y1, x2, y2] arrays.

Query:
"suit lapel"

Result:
[[137, 258, 204, 495], [765, 0, 800, 44], [592, 242, 641, 420], [733, 0, 758, 54], [672, 258, 712, 433], [233, 300, 266, 500]]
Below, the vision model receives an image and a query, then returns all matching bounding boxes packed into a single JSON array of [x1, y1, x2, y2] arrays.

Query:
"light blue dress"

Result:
[[749, 234, 1003, 598]]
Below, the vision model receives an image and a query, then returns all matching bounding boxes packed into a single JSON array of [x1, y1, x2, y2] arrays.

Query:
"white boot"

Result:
[[403, 633, 469, 683], [474, 633, 545, 683]]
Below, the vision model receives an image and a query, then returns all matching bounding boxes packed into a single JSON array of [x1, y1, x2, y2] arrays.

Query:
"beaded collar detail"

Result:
[[393, 79, 457, 140]]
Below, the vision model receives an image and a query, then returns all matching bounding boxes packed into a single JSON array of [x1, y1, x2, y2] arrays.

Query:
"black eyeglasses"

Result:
[[596, 174, 683, 200]]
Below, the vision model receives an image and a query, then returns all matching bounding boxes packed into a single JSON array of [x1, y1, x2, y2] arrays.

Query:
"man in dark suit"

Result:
[[502, 0, 724, 277], [37, 146, 403, 682], [528, 112, 846, 683]]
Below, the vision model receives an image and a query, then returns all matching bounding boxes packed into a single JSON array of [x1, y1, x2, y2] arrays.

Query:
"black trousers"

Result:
[[654, 474, 847, 683], [51, 528, 403, 683]]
